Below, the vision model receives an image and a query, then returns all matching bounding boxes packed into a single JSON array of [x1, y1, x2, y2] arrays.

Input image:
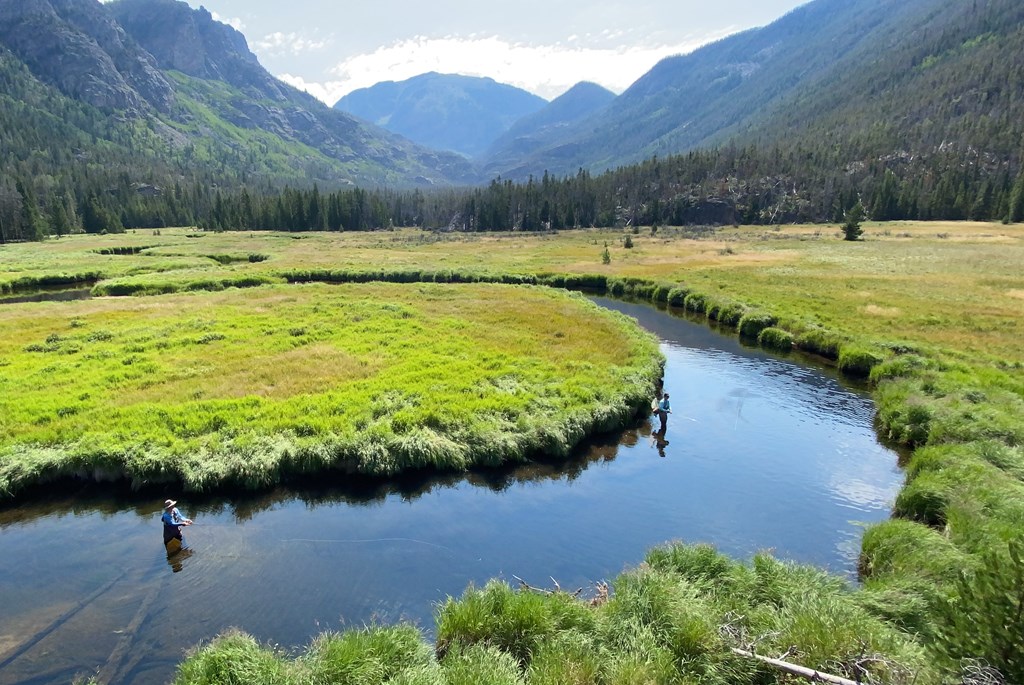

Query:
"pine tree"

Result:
[[16, 180, 46, 241], [1009, 168, 1024, 223], [49, 196, 70, 236], [842, 201, 865, 241]]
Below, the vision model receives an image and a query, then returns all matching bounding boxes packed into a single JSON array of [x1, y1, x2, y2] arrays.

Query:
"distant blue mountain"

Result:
[[481, 81, 616, 176], [334, 72, 547, 159]]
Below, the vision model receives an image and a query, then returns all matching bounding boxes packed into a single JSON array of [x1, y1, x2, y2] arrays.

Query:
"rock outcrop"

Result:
[[0, 0, 174, 113]]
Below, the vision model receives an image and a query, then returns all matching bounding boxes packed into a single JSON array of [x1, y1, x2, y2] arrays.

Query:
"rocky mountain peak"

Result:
[[110, 0, 288, 102], [0, 0, 174, 113]]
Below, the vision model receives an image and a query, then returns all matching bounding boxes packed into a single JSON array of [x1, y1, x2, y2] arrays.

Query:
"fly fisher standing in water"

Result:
[[654, 392, 672, 434], [161, 498, 192, 554]]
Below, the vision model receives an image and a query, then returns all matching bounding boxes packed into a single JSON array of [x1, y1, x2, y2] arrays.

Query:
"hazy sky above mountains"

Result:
[[169, 0, 808, 103]]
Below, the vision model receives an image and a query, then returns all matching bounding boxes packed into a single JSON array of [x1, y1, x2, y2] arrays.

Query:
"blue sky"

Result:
[[151, 0, 810, 103]]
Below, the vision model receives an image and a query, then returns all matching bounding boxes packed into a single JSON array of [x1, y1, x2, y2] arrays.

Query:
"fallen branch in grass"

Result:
[[511, 574, 585, 598], [731, 648, 861, 685]]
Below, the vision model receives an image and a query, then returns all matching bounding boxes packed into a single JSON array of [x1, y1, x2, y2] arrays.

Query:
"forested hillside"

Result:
[[484, 0, 1024, 183], [0, 0, 474, 243]]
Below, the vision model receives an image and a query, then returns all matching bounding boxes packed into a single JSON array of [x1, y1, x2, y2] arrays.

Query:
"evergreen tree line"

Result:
[[132, 143, 1024, 233], [5, 140, 1024, 242]]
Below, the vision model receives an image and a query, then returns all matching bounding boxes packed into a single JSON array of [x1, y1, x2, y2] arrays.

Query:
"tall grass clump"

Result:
[[707, 301, 747, 327], [794, 327, 844, 360], [737, 311, 777, 339], [436, 581, 566, 665], [683, 292, 709, 314], [757, 327, 794, 351], [935, 538, 1024, 682], [666, 286, 690, 307], [173, 630, 295, 685], [837, 344, 885, 377], [302, 625, 434, 685]]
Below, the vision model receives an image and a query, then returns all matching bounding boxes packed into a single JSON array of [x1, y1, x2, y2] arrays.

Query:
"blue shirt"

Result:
[[162, 508, 185, 531], [658, 398, 671, 412]]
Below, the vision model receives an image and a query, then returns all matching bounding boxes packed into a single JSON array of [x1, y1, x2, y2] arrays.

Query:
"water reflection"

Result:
[[0, 298, 902, 685], [0, 287, 94, 306], [167, 547, 195, 574]]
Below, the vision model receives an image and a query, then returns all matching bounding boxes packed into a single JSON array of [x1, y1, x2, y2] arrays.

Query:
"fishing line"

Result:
[[279, 536, 457, 554]]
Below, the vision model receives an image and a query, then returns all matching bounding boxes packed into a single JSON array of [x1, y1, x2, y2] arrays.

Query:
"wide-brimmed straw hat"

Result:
[[164, 499, 177, 509]]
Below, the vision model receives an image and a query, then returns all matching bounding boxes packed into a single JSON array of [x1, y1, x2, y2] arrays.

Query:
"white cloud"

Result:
[[282, 33, 727, 106], [278, 73, 346, 105], [210, 11, 245, 32], [253, 31, 330, 57]]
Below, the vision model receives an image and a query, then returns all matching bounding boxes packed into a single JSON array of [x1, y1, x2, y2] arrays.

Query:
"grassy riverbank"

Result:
[[0, 282, 662, 497], [4, 223, 1023, 681]]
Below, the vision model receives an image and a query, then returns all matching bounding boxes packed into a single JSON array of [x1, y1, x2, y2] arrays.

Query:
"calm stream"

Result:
[[0, 297, 902, 685]]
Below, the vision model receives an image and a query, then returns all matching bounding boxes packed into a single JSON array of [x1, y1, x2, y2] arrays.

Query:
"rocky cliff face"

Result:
[[0, 0, 174, 113], [109, 0, 289, 101]]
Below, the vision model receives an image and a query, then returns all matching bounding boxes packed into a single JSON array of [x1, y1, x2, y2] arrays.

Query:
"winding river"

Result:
[[0, 297, 902, 685]]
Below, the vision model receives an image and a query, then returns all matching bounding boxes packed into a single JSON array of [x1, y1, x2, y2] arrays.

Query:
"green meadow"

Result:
[[4, 223, 1023, 682], [0, 282, 661, 497]]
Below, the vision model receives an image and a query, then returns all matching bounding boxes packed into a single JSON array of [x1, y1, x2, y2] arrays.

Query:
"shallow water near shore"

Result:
[[0, 297, 902, 685]]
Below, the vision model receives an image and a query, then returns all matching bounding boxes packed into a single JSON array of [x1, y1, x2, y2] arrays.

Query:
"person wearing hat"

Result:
[[655, 392, 672, 434], [161, 499, 192, 552]]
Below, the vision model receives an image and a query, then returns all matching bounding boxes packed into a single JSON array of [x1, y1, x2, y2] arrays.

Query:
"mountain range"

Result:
[[335, 72, 549, 159], [1, 0, 1022, 239], [0, 0, 474, 190]]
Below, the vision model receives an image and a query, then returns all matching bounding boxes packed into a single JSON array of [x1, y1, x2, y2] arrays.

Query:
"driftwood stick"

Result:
[[731, 648, 861, 685]]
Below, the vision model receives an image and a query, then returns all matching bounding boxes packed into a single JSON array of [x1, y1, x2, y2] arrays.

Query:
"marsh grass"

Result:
[[737, 311, 777, 339], [757, 327, 794, 351], [172, 543, 935, 685], [0, 283, 662, 497]]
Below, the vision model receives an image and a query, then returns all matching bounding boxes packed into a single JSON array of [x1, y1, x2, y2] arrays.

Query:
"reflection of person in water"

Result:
[[650, 431, 669, 457], [166, 547, 194, 573], [161, 498, 192, 554]]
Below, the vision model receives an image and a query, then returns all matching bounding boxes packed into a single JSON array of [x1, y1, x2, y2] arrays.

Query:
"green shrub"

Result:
[[737, 311, 777, 338], [758, 327, 794, 351], [603, 567, 721, 663]]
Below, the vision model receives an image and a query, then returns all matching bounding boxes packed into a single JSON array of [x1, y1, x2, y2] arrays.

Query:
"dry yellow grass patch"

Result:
[[863, 304, 902, 317], [123, 343, 374, 403]]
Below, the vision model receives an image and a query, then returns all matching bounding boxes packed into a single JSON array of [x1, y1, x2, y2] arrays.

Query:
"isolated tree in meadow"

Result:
[[842, 201, 865, 241]]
